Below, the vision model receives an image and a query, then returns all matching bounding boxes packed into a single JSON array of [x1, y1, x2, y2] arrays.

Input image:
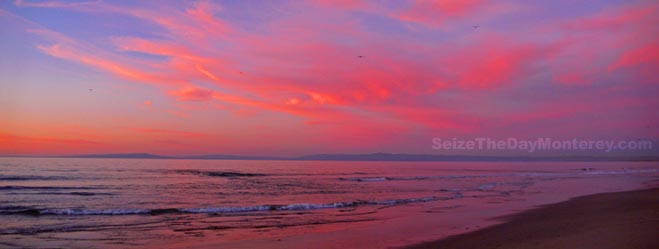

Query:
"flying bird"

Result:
[[473, 25, 479, 29], [357, 55, 364, 58]]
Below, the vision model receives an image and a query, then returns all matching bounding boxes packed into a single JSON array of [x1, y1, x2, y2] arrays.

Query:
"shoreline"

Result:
[[405, 187, 659, 249]]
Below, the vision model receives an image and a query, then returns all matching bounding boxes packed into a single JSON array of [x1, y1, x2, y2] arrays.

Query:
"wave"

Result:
[[339, 177, 389, 182], [0, 175, 75, 181], [339, 168, 659, 183], [1, 194, 463, 216], [0, 186, 100, 191], [340, 176, 440, 182], [6, 191, 112, 196], [339, 174, 504, 182], [174, 170, 266, 177], [581, 168, 658, 175]]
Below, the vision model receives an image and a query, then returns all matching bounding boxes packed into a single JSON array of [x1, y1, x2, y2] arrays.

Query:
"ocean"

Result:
[[1, 157, 657, 248]]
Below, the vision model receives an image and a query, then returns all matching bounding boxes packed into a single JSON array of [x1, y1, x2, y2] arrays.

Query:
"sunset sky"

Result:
[[1, 0, 657, 156]]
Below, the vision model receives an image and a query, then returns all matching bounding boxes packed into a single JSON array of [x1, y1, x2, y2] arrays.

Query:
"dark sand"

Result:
[[406, 188, 659, 249]]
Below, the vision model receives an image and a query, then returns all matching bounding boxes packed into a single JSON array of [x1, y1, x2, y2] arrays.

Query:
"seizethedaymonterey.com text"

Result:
[[432, 138, 653, 153]]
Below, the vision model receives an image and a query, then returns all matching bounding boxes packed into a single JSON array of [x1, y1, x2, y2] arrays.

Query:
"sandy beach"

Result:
[[406, 188, 659, 249]]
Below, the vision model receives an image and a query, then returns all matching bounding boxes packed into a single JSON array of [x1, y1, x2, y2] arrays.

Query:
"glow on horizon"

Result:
[[0, 0, 657, 156]]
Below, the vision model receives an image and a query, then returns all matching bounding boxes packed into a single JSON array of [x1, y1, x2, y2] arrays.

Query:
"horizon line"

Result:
[[1, 152, 657, 162]]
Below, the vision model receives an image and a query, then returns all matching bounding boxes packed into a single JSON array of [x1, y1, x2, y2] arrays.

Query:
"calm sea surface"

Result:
[[1, 158, 657, 248]]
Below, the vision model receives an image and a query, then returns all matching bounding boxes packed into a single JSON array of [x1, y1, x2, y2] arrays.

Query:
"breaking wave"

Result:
[[0, 175, 76, 181], [339, 169, 659, 183], [1, 194, 463, 216], [0, 186, 101, 191], [174, 170, 266, 177]]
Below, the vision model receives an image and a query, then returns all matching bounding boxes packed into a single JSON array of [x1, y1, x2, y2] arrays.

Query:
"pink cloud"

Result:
[[169, 87, 216, 102], [549, 1, 659, 85], [7, 0, 657, 155], [33, 34, 181, 86], [132, 128, 207, 137], [449, 42, 558, 89], [397, 0, 487, 26], [609, 44, 659, 72]]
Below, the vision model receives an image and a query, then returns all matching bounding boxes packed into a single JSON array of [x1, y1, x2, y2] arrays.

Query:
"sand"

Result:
[[406, 188, 659, 249]]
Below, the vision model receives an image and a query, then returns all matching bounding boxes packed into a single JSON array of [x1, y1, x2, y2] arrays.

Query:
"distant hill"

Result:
[[185, 154, 285, 160], [294, 153, 659, 161], [294, 153, 505, 161], [52, 152, 658, 161]]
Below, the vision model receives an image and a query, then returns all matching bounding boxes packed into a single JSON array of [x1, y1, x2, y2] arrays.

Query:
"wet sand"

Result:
[[406, 188, 659, 249]]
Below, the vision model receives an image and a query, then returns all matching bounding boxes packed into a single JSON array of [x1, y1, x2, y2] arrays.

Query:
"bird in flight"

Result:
[[357, 55, 364, 58], [89, 89, 93, 91], [473, 25, 479, 29]]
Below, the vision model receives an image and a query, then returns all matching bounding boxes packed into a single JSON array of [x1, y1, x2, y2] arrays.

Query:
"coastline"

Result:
[[405, 188, 659, 249]]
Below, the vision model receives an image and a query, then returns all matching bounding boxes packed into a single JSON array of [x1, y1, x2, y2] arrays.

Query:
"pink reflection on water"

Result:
[[0, 158, 657, 248]]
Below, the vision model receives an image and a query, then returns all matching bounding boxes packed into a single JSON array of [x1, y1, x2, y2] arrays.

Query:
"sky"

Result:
[[0, 0, 657, 157]]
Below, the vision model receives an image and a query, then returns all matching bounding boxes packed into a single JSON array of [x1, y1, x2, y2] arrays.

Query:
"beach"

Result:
[[407, 188, 659, 249]]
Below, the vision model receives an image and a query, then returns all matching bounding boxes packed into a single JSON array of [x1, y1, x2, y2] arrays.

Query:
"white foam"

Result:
[[279, 202, 360, 210], [22, 195, 465, 216], [341, 177, 388, 182], [41, 208, 150, 215], [180, 205, 272, 213]]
